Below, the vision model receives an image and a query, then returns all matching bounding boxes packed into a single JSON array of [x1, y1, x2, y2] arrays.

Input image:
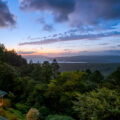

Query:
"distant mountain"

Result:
[[56, 55, 120, 63], [23, 55, 120, 63]]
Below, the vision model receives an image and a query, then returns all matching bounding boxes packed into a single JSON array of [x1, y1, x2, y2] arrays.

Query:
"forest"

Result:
[[0, 43, 120, 120]]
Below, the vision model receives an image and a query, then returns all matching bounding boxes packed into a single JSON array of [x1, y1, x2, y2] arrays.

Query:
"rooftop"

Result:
[[0, 90, 7, 97]]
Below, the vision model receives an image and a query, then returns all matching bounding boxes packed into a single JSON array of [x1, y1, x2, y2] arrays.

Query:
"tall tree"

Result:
[[51, 59, 60, 79], [42, 61, 52, 84], [0, 62, 18, 92]]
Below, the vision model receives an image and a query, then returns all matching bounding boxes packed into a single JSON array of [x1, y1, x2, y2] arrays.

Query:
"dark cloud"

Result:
[[20, 0, 75, 22], [0, 1, 16, 28], [19, 31, 120, 46], [20, 0, 120, 28], [69, 0, 120, 27]]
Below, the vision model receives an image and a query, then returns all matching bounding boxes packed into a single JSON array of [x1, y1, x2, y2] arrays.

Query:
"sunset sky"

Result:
[[0, 0, 120, 57]]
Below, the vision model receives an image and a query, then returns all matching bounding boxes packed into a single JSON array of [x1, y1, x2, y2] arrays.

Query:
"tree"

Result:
[[0, 44, 27, 67], [0, 44, 6, 62], [88, 70, 104, 84], [39, 106, 50, 120], [51, 59, 60, 79], [106, 67, 120, 89], [42, 61, 52, 84], [45, 71, 88, 114], [73, 88, 120, 120], [31, 63, 42, 82], [4, 50, 27, 67], [0, 62, 18, 92], [13, 76, 35, 102], [27, 84, 47, 107]]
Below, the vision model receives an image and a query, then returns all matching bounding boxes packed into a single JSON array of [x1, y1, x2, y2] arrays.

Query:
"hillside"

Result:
[[59, 63, 120, 76], [0, 44, 120, 120], [56, 55, 120, 63]]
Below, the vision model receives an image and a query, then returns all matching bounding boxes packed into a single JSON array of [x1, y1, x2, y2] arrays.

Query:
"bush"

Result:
[[39, 106, 50, 120], [73, 88, 120, 120], [15, 103, 29, 113], [46, 114, 75, 120], [26, 108, 39, 120]]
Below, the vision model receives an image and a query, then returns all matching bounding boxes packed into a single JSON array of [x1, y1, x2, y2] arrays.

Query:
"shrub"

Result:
[[15, 103, 29, 113], [26, 108, 39, 120], [46, 114, 75, 120], [73, 88, 120, 120], [39, 106, 50, 120]]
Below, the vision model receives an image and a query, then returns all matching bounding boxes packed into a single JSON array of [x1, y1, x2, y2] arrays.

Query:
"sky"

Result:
[[0, 0, 120, 57]]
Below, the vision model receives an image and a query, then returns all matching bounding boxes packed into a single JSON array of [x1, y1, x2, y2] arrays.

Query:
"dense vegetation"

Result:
[[0, 44, 120, 120], [59, 63, 120, 76]]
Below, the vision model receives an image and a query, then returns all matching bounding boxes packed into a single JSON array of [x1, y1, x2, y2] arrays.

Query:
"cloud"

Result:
[[78, 50, 120, 56], [38, 16, 54, 31], [43, 24, 53, 31], [17, 51, 36, 54], [98, 43, 109, 46], [69, 0, 120, 27], [20, 0, 120, 28], [61, 50, 120, 56], [20, 0, 75, 22], [0, 1, 16, 28], [19, 31, 120, 46]]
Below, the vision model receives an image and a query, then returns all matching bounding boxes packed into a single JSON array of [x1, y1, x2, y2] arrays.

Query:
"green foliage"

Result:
[[0, 62, 18, 91], [46, 115, 75, 120], [73, 88, 120, 120], [15, 103, 29, 114], [45, 71, 88, 114], [31, 63, 42, 81], [106, 67, 120, 89], [39, 106, 50, 120], [0, 44, 6, 62], [27, 84, 47, 107], [51, 59, 60, 79], [42, 61, 53, 84], [88, 70, 104, 83]]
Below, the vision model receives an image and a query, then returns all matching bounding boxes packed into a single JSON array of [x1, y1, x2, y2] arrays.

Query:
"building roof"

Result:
[[0, 90, 7, 97]]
